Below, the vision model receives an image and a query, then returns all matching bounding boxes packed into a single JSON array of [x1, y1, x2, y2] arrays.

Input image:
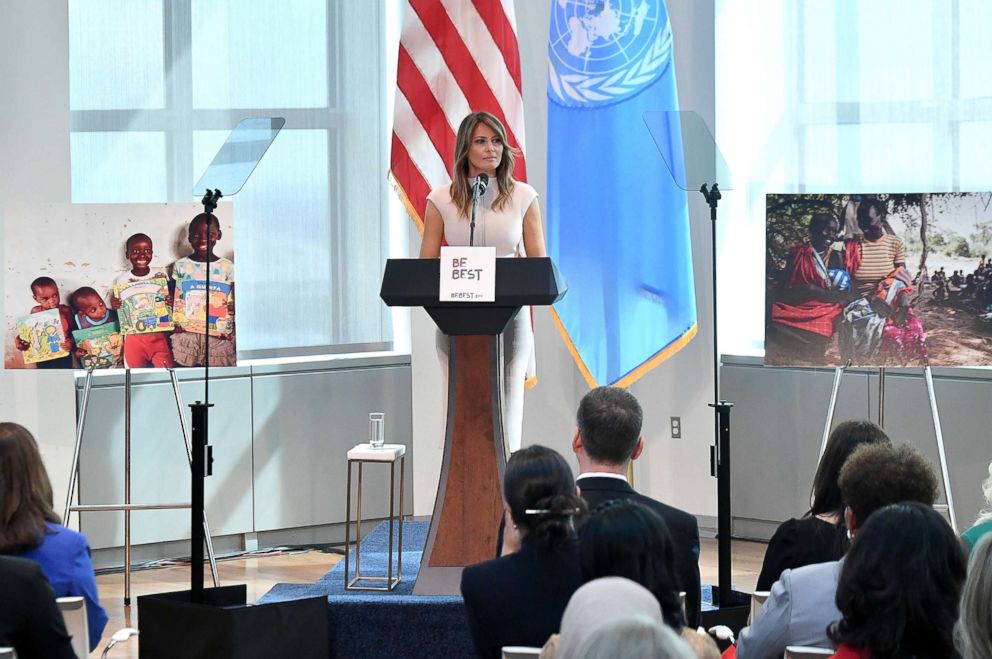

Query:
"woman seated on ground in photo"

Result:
[[756, 419, 889, 590], [955, 533, 992, 659], [0, 422, 108, 652], [828, 501, 966, 659], [460, 445, 585, 659], [768, 212, 859, 364], [840, 197, 927, 365], [961, 459, 992, 552]]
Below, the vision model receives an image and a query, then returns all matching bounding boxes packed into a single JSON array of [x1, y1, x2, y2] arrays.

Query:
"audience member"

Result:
[[0, 556, 76, 659], [579, 499, 685, 631], [551, 577, 668, 659], [580, 615, 695, 659], [755, 420, 889, 590], [955, 533, 992, 659], [0, 422, 108, 651], [829, 502, 966, 659], [572, 386, 701, 625], [736, 442, 938, 659], [461, 445, 585, 659], [961, 459, 992, 551]]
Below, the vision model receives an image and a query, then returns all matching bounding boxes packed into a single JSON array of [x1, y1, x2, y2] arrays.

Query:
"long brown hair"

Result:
[[449, 111, 518, 218], [0, 422, 59, 553]]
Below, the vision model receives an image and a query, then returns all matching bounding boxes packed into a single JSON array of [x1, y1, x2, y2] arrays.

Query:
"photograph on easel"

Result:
[[3, 202, 236, 370], [765, 192, 992, 367]]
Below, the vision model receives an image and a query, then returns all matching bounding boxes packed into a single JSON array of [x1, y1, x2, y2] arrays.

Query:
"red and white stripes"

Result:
[[390, 0, 527, 230]]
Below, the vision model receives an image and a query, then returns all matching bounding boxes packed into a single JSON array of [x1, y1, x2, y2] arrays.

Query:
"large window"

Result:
[[68, 0, 391, 358], [716, 0, 992, 356]]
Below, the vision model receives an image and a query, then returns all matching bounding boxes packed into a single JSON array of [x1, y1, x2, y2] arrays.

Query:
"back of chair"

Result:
[[57, 596, 88, 659], [0, 647, 16, 658], [502, 647, 542, 659], [784, 646, 834, 658], [748, 590, 770, 624]]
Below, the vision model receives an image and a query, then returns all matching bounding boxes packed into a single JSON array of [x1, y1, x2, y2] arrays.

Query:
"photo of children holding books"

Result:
[[3, 203, 236, 370]]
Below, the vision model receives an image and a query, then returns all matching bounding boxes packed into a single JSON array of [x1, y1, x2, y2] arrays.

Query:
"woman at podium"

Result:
[[420, 111, 547, 453]]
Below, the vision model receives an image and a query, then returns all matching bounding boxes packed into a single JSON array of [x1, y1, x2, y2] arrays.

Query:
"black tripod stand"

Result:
[[700, 184, 747, 616]]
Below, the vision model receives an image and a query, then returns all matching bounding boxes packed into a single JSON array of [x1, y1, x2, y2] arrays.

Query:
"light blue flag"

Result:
[[547, 0, 696, 387]]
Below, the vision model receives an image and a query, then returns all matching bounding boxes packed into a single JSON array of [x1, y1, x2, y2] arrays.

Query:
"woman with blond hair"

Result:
[[0, 422, 107, 651], [962, 460, 992, 551], [955, 534, 992, 659], [420, 111, 546, 453]]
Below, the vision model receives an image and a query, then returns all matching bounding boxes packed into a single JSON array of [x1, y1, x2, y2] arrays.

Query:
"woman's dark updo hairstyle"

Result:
[[503, 445, 584, 551], [809, 419, 890, 518], [579, 499, 686, 631], [829, 501, 966, 659]]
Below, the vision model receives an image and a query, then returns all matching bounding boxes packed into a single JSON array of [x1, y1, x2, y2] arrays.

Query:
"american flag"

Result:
[[390, 0, 527, 231]]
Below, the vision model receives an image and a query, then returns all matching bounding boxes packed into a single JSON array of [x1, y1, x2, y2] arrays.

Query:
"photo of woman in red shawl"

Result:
[[767, 213, 860, 363]]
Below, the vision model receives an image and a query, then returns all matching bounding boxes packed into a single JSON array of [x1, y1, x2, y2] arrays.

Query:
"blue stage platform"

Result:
[[259, 521, 475, 659], [260, 520, 719, 659]]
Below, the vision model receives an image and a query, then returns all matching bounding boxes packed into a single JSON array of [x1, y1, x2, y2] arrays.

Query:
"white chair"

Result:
[[57, 596, 88, 659], [748, 590, 770, 624], [784, 646, 834, 658], [0, 647, 16, 658], [502, 647, 542, 659]]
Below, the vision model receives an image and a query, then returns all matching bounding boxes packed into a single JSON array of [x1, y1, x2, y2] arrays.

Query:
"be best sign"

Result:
[[439, 246, 496, 302]]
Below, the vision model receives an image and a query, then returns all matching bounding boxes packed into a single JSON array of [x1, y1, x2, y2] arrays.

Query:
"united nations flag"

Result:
[[547, 0, 696, 387]]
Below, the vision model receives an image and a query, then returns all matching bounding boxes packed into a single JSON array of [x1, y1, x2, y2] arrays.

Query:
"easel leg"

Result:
[[125, 369, 132, 606], [923, 365, 958, 532], [63, 369, 95, 526], [878, 366, 886, 427], [168, 369, 220, 587], [818, 365, 847, 460]]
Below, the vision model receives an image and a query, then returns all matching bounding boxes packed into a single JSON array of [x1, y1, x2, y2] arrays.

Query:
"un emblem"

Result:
[[548, 0, 672, 108]]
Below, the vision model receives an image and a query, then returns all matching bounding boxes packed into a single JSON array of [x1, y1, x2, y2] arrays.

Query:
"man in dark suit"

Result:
[[0, 556, 77, 659], [573, 386, 702, 627]]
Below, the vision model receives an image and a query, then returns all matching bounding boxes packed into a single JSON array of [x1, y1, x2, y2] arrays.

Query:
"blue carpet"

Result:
[[260, 521, 475, 659], [259, 521, 718, 659]]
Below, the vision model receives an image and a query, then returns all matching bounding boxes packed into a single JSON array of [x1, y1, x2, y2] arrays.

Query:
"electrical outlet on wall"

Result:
[[670, 416, 681, 439]]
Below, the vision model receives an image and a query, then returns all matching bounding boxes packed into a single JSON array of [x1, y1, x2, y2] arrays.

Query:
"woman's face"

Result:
[[862, 206, 885, 237], [811, 218, 839, 249], [466, 122, 503, 178]]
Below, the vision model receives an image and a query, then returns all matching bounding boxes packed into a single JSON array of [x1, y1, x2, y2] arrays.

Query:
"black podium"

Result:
[[381, 257, 566, 595]]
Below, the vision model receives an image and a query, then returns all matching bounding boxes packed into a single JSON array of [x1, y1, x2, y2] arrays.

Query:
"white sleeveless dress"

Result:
[[426, 180, 538, 453]]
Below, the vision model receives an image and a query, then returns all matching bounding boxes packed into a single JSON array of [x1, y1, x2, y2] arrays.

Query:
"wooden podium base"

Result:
[[413, 335, 506, 595]]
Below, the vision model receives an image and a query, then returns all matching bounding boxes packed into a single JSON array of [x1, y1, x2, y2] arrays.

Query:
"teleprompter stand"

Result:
[[818, 363, 958, 532], [645, 111, 750, 630], [137, 118, 326, 659], [381, 257, 567, 595]]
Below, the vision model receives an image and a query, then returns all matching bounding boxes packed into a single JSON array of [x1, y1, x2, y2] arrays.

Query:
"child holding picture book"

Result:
[[111, 233, 175, 368], [169, 213, 235, 367], [14, 276, 75, 368]]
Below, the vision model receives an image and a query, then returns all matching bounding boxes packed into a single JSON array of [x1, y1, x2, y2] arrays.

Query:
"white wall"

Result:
[[411, 0, 718, 521], [0, 1, 79, 519]]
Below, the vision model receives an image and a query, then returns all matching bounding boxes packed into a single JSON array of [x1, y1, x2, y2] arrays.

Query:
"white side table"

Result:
[[344, 443, 406, 591]]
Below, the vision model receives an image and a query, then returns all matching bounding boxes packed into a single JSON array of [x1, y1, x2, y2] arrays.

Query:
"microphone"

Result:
[[469, 173, 489, 247], [472, 173, 489, 199]]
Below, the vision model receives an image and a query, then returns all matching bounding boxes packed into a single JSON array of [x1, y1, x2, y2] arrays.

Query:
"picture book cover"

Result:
[[114, 278, 173, 334], [174, 280, 233, 337], [72, 323, 123, 370], [16, 309, 69, 364]]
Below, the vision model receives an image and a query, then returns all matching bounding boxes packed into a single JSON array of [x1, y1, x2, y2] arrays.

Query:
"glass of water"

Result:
[[369, 412, 385, 449]]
